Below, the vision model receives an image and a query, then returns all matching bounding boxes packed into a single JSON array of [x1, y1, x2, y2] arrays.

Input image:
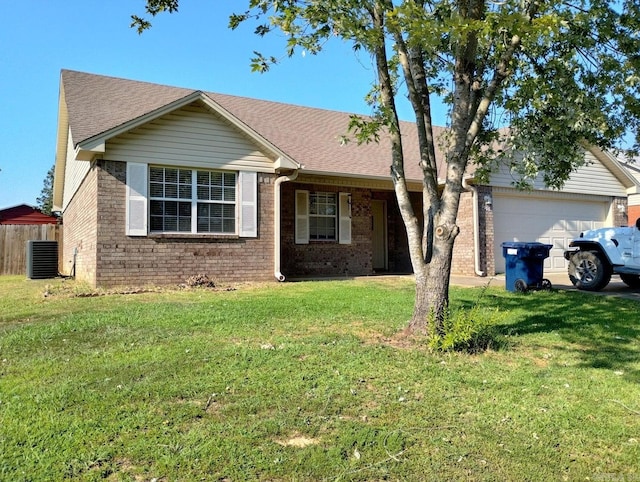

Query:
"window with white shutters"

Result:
[[295, 190, 351, 244], [126, 164, 258, 237]]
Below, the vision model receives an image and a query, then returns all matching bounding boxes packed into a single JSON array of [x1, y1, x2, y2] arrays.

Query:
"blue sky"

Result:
[[0, 1, 448, 210]]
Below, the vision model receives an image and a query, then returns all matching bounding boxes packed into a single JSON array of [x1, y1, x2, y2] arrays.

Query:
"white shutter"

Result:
[[295, 190, 309, 244], [126, 162, 148, 236], [338, 192, 352, 244], [239, 171, 258, 237]]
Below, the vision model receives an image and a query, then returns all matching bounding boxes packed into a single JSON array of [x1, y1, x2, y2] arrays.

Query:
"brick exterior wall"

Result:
[[450, 186, 494, 277], [279, 180, 489, 279], [64, 160, 492, 286], [478, 186, 495, 276], [279, 182, 442, 278], [451, 190, 475, 276], [61, 163, 99, 284], [628, 205, 640, 227], [280, 183, 376, 277], [69, 160, 277, 288], [613, 197, 631, 227]]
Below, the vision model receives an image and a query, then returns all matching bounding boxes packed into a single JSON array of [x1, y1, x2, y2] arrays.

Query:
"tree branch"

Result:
[[466, 32, 520, 148]]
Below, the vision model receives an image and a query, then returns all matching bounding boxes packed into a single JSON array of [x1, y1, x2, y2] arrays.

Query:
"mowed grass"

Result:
[[0, 275, 639, 481]]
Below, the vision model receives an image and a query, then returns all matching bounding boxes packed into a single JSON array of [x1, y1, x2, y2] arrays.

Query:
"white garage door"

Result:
[[493, 194, 609, 273]]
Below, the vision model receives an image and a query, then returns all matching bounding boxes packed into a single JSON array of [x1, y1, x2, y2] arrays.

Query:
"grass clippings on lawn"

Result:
[[0, 275, 639, 481]]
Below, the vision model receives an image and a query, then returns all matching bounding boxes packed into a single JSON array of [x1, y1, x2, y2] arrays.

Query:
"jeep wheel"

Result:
[[620, 274, 640, 289], [568, 251, 611, 291]]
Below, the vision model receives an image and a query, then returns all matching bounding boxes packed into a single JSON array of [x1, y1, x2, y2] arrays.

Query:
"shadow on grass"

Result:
[[458, 287, 640, 383]]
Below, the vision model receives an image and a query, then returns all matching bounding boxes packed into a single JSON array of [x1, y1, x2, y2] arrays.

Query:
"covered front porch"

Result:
[[278, 179, 422, 279]]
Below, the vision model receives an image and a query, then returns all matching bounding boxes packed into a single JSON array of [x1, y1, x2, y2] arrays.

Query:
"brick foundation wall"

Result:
[[87, 160, 276, 288], [61, 164, 98, 285]]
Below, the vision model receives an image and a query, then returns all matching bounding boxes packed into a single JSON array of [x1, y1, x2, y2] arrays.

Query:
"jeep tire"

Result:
[[568, 250, 612, 291], [620, 274, 640, 289]]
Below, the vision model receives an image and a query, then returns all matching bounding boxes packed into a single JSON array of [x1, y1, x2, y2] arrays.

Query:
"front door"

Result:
[[371, 200, 387, 271]]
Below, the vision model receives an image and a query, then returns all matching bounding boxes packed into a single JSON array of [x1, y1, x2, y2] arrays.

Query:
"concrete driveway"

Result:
[[451, 272, 640, 301]]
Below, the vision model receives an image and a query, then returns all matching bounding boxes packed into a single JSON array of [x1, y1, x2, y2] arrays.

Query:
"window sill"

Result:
[[148, 233, 240, 240]]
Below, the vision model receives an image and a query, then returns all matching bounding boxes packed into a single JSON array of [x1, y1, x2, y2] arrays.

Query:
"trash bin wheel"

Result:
[[514, 279, 528, 292], [541, 278, 552, 290]]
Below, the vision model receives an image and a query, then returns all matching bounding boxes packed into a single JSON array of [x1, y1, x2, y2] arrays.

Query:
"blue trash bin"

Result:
[[501, 242, 553, 292]]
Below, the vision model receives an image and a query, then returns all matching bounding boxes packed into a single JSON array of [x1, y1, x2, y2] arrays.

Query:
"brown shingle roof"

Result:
[[62, 69, 446, 182], [62, 70, 193, 146]]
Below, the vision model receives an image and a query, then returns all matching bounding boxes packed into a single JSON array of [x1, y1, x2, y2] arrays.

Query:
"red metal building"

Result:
[[0, 204, 59, 225]]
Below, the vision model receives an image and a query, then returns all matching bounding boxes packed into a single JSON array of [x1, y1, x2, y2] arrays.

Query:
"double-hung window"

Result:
[[196, 170, 236, 233], [295, 190, 351, 244], [149, 167, 193, 232], [309, 192, 337, 241], [149, 166, 237, 234]]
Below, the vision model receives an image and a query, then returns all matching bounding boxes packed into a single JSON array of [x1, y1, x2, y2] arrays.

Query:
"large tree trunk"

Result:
[[373, 1, 463, 336], [405, 217, 459, 335]]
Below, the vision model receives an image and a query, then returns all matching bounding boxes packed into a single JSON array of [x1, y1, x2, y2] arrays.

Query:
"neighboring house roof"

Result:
[[585, 145, 639, 193], [0, 204, 58, 225], [621, 160, 640, 180]]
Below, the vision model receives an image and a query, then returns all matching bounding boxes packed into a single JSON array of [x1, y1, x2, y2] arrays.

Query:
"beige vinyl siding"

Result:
[[489, 149, 627, 197], [62, 127, 91, 210], [563, 150, 627, 196], [623, 166, 640, 207], [105, 103, 275, 171], [629, 194, 640, 207]]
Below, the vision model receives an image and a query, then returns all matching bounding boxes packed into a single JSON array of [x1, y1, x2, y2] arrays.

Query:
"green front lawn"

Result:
[[1, 275, 638, 481]]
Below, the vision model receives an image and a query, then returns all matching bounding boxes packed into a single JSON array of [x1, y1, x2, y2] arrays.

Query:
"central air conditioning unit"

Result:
[[26, 240, 59, 279]]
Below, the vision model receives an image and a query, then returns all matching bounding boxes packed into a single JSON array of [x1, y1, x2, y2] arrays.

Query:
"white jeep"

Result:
[[564, 218, 640, 291]]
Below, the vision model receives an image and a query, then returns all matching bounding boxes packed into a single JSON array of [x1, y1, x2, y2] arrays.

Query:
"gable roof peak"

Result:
[[61, 69, 197, 146]]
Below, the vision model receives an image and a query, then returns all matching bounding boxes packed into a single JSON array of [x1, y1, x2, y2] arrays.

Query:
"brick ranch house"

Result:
[[52, 70, 639, 287]]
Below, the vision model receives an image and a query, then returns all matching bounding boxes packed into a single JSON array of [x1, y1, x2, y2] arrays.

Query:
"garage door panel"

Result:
[[551, 237, 568, 269], [493, 195, 608, 273]]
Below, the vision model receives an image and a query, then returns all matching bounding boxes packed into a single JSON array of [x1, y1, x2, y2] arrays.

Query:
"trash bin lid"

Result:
[[501, 241, 552, 258], [501, 241, 549, 248]]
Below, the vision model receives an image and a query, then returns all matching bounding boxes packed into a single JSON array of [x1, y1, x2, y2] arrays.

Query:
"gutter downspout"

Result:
[[274, 170, 299, 281], [462, 177, 486, 277]]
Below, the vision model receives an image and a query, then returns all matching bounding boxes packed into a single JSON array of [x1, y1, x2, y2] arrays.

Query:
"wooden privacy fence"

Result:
[[0, 224, 62, 275]]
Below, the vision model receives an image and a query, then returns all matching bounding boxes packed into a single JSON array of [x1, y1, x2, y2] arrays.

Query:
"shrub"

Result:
[[184, 274, 216, 288], [427, 305, 504, 353], [427, 285, 505, 353]]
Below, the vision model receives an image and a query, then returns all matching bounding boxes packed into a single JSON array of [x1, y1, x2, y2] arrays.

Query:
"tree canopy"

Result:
[[36, 164, 55, 216], [133, 0, 640, 336]]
